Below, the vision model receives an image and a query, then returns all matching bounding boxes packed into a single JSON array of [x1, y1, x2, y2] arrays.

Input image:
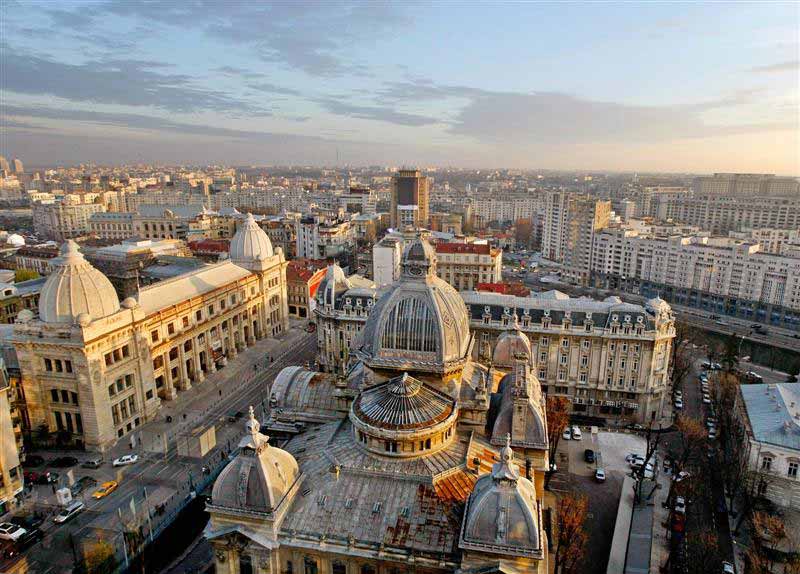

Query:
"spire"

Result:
[[492, 433, 520, 483], [241, 405, 268, 450]]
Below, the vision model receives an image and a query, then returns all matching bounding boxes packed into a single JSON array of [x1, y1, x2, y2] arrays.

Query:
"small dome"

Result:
[[16, 309, 34, 323], [492, 327, 531, 368], [38, 240, 120, 324], [460, 436, 542, 558], [121, 297, 138, 309], [646, 296, 670, 315], [76, 312, 92, 327], [211, 407, 300, 513], [229, 213, 274, 266], [6, 233, 25, 247], [317, 263, 351, 307]]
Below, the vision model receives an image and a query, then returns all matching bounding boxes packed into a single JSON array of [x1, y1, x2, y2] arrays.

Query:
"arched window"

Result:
[[332, 561, 347, 574], [360, 565, 376, 574], [239, 555, 253, 574], [304, 556, 318, 574]]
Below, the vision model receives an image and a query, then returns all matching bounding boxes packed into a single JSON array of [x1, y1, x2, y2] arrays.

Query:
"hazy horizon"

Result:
[[1, 1, 798, 174]]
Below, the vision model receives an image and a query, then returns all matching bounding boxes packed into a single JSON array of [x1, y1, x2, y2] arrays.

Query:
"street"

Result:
[[3, 324, 317, 574]]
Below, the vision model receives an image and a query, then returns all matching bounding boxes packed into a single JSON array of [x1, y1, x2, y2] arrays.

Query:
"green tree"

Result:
[[14, 268, 40, 282]]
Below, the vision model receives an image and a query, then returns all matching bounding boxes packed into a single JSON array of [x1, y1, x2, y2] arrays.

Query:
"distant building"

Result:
[[435, 242, 502, 291], [695, 173, 799, 198], [33, 200, 105, 240], [14, 244, 60, 275], [736, 383, 800, 511], [295, 215, 353, 260], [372, 236, 403, 287], [0, 278, 45, 323], [390, 169, 430, 228], [286, 259, 327, 319]]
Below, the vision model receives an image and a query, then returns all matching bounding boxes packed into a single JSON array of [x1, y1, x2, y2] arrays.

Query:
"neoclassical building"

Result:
[[206, 238, 550, 574], [10, 213, 288, 451], [312, 257, 675, 424]]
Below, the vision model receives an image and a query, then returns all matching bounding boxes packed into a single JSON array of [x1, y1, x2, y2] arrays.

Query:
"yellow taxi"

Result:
[[92, 480, 119, 499]]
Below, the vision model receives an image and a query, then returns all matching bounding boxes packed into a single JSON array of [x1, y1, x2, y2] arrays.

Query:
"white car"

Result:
[[0, 522, 27, 541], [722, 562, 735, 574], [628, 455, 645, 468], [112, 454, 139, 467], [674, 399, 684, 410], [674, 496, 686, 514], [674, 470, 691, 482], [54, 500, 84, 524], [702, 395, 712, 404], [674, 390, 683, 399], [562, 428, 571, 441], [571, 426, 582, 440], [708, 428, 717, 440]]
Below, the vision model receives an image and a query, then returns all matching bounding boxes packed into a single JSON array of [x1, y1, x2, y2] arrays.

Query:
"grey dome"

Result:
[[352, 373, 456, 431], [38, 240, 120, 324], [492, 327, 532, 368], [317, 263, 351, 307], [460, 437, 542, 558], [357, 238, 470, 372], [211, 407, 300, 513], [229, 213, 273, 265]]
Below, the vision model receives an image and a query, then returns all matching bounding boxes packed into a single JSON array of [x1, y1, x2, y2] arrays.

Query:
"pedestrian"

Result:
[[51, 482, 56, 494]]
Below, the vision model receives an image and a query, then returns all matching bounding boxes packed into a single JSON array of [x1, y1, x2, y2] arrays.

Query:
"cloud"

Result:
[[247, 82, 303, 97], [750, 60, 800, 74], [1, 44, 265, 114], [314, 98, 439, 127]]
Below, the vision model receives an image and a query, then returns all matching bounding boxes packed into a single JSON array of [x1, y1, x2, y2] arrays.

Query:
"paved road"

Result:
[[3, 327, 317, 574]]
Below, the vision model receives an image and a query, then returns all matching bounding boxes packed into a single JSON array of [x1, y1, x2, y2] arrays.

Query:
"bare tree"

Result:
[[546, 395, 570, 464], [674, 415, 706, 469], [553, 493, 589, 574], [632, 422, 662, 504], [684, 530, 723, 574], [670, 322, 701, 393]]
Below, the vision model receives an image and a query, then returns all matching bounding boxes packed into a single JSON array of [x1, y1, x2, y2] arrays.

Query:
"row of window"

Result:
[[282, 558, 387, 574], [108, 374, 134, 397], [761, 456, 799, 478], [54, 410, 83, 435], [50, 389, 78, 405], [104, 345, 130, 367], [111, 395, 138, 426], [43, 358, 73, 373]]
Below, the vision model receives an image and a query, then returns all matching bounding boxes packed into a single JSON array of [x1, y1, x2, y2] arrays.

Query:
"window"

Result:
[[208, 305, 214, 316], [581, 339, 591, 349], [561, 338, 569, 348], [65, 360, 72, 373], [169, 348, 178, 361], [789, 461, 798, 479], [55, 360, 63, 372], [183, 316, 189, 328], [580, 356, 588, 367], [61, 390, 69, 403], [303, 557, 318, 574], [146, 390, 154, 400], [153, 356, 163, 370], [539, 369, 547, 379], [761, 456, 773, 471], [151, 330, 159, 343], [332, 561, 347, 574], [50, 389, 59, 402], [167, 323, 175, 335], [108, 384, 115, 397], [579, 372, 588, 383], [360, 566, 376, 574], [44, 358, 53, 371], [122, 345, 130, 358], [195, 310, 202, 321]]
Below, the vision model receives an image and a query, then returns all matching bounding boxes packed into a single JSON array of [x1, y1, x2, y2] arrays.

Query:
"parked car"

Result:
[[674, 471, 691, 482], [674, 390, 683, 399], [571, 426, 582, 440], [702, 395, 712, 404], [701, 361, 711, 369], [70, 476, 98, 497], [23, 470, 58, 485], [50, 456, 78, 468], [625, 453, 643, 464], [53, 501, 84, 524], [81, 457, 103, 469], [584, 449, 595, 463], [722, 561, 735, 574], [708, 428, 717, 440], [595, 468, 606, 482], [21, 455, 44, 468], [674, 496, 686, 514], [92, 481, 118, 499], [562, 428, 572, 441], [10, 514, 44, 532], [13, 527, 43, 552], [711, 362, 722, 370], [674, 399, 684, 410], [0, 523, 27, 542], [112, 454, 138, 467]]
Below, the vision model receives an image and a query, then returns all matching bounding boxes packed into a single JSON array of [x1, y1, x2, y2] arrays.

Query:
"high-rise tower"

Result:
[[390, 168, 430, 229]]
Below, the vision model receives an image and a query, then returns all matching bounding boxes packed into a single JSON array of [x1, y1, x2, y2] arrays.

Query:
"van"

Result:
[[54, 501, 84, 524], [81, 457, 103, 469]]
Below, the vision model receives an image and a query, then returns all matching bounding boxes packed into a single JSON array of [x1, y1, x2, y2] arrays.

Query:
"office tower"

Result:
[[390, 168, 430, 229]]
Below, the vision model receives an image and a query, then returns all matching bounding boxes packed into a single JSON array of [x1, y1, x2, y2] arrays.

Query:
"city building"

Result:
[[434, 242, 502, 291], [655, 195, 800, 234], [695, 173, 799, 198], [260, 216, 298, 259], [0, 357, 22, 515], [728, 228, 800, 255], [542, 192, 611, 284], [372, 236, 403, 287], [286, 259, 327, 319], [0, 278, 46, 323], [736, 383, 800, 510], [206, 237, 550, 573], [9, 213, 288, 451], [296, 215, 354, 261], [32, 199, 106, 240], [591, 229, 800, 330], [14, 244, 60, 275], [89, 212, 135, 240], [390, 169, 430, 229]]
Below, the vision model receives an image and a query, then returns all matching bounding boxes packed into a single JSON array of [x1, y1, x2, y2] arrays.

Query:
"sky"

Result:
[[0, 1, 798, 173]]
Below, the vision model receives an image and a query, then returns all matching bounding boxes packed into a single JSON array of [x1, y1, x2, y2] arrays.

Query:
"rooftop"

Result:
[[740, 383, 800, 451]]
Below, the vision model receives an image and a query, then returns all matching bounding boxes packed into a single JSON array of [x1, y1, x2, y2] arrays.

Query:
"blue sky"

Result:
[[1, 1, 798, 173]]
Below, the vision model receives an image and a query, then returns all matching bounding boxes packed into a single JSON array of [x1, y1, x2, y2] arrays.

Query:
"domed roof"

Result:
[[352, 373, 456, 430], [38, 240, 120, 324], [491, 363, 547, 450], [229, 212, 273, 265], [318, 263, 351, 307], [460, 436, 542, 558], [492, 325, 532, 368], [357, 237, 470, 372], [6, 233, 24, 247], [211, 407, 300, 514], [646, 296, 671, 314]]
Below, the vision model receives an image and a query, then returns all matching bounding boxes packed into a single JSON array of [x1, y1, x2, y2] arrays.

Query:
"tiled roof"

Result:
[[435, 243, 490, 255]]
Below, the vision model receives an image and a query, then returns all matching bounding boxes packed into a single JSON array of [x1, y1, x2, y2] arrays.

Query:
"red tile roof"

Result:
[[435, 242, 490, 255], [187, 239, 229, 253], [476, 282, 530, 297]]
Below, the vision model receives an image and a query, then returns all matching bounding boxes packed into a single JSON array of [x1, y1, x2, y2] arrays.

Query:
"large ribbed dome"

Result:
[[356, 237, 471, 373], [492, 326, 532, 368], [229, 213, 273, 265], [38, 240, 120, 324]]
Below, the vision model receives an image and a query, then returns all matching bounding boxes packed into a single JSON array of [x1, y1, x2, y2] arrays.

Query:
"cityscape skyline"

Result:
[[1, 2, 798, 174]]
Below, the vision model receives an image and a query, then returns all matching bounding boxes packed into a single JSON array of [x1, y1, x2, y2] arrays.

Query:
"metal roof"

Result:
[[740, 383, 800, 451]]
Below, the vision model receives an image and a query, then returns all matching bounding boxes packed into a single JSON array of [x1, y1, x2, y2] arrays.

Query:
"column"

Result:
[[178, 344, 191, 391], [239, 315, 248, 350], [206, 331, 217, 373], [193, 338, 205, 383], [163, 352, 177, 400]]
